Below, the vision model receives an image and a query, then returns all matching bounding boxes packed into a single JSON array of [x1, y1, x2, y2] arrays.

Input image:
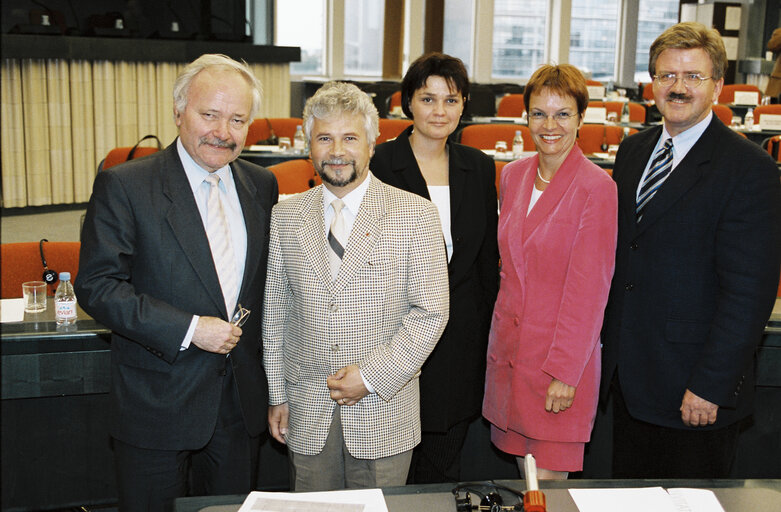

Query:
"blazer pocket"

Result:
[[665, 319, 709, 344], [283, 361, 300, 384]]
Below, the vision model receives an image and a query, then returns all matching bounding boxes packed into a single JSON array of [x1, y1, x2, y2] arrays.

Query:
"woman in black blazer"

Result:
[[370, 52, 499, 483]]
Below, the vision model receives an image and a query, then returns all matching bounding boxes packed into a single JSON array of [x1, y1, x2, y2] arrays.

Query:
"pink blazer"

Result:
[[483, 146, 617, 443]]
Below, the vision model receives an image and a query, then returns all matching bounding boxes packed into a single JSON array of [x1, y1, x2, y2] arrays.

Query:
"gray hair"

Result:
[[303, 81, 379, 145], [172, 54, 263, 120]]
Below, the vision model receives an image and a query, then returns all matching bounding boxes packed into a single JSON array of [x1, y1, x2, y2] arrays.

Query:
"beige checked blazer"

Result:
[[263, 175, 450, 459]]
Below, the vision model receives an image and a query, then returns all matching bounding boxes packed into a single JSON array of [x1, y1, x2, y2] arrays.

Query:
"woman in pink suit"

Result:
[[483, 64, 617, 479]]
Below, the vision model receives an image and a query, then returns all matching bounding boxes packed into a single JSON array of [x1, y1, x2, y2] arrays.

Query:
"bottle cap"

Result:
[[59, 272, 71, 281]]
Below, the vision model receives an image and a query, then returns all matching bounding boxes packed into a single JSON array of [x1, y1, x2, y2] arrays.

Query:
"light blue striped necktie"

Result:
[[636, 138, 674, 222]]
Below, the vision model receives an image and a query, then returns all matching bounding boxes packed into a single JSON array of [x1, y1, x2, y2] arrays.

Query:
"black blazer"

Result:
[[601, 116, 781, 429], [76, 142, 278, 450], [371, 126, 499, 431]]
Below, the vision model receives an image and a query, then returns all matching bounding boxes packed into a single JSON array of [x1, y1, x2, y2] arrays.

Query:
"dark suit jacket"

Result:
[[370, 126, 499, 431], [75, 142, 278, 450], [601, 116, 781, 429]]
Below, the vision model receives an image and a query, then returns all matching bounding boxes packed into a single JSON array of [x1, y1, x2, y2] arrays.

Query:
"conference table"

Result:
[[172, 479, 781, 512]]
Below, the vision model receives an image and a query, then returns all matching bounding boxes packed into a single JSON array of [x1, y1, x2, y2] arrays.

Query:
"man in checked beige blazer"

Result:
[[263, 82, 450, 491]]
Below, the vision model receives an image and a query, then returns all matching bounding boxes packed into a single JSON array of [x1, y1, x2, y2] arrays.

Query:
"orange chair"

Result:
[[586, 79, 603, 86], [494, 160, 508, 199], [246, 118, 304, 147], [459, 124, 535, 151], [642, 83, 654, 101], [604, 101, 646, 123], [718, 84, 761, 105], [1, 241, 81, 298], [576, 125, 637, 154], [101, 134, 163, 170], [763, 134, 781, 162], [496, 94, 525, 117], [267, 159, 321, 195], [377, 118, 413, 143], [753, 104, 781, 123], [387, 91, 402, 114], [712, 104, 734, 125]]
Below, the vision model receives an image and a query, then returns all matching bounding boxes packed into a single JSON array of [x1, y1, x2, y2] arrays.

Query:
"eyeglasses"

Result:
[[653, 73, 713, 88], [231, 304, 251, 327], [528, 111, 579, 125]]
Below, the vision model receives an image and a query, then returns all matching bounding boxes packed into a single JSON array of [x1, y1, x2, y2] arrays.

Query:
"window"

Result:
[[443, 0, 475, 74], [492, 0, 548, 79], [343, 0, 384, 76], [569, 0, 619, 82], [635, 0, 679, 83], [275, 0, 325, 76]]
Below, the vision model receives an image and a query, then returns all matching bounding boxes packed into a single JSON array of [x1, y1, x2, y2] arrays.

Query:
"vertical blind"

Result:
[[1, 59, 290, 208]]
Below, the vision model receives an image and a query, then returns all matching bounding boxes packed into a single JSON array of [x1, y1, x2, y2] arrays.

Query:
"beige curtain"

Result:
[[1, 59, 291, 208]]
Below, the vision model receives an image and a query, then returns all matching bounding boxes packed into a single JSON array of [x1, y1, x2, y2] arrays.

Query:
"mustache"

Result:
[[666, 92, 690, 102], [199, 136, 236, 150]]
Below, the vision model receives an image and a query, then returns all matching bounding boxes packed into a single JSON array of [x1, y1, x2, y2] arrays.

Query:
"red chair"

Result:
[[576, 125, 637, 154], [642, 83, 654, 101], [1, 241, 81, 298], [753, 104, 781, 123], [387, 90, 402, 115], [267, 159, 321, 195], [496, 94, 525, 117], [246, 118, 304, 147], [459, 124, 535, 151], [763, 134, 781, 162], [718, 84, 761, 105], [377, 118, 413, 143], [712, 104, 734, 125], [586, 79, 603, 86], [494, 160, 508, 199], [604, 101, 646, 123], [101, 134, 163, 170]]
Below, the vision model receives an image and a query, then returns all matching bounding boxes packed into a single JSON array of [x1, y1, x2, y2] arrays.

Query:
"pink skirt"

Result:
[[491, 424, 585, 472]]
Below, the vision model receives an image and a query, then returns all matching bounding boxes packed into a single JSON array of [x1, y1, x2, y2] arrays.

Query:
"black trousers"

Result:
[[611, 377, 739, 479], [113, 363, 260, 512], [407, 418, 472, 484]]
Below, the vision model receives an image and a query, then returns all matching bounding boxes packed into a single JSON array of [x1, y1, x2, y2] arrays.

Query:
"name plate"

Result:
[[584, 107, 606, 124], [733, 91, 759, 106], [587, 85, 606, 100], [759, 114, 781, 131]]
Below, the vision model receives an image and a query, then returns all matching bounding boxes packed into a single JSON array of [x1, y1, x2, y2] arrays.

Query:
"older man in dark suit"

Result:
[[601, 22, 781, 478], [75, 54, 278, 511]]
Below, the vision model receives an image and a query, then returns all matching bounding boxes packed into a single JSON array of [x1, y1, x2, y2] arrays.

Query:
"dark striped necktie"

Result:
[[636, 138, 674, 222], [327, 199, 345, 279]]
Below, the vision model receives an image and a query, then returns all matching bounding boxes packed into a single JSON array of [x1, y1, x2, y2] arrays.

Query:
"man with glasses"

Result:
[[76, 54, 278, 510], [601, 22, 781, 478]]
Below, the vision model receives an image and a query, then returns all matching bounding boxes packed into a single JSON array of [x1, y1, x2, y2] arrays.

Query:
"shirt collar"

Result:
[[322, 171, 373, 216], [662, 111, 713, 156], [177, 137, 233, 191]]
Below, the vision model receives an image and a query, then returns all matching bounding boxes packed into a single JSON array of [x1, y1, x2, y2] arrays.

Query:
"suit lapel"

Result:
[[387, 128, 430, 199], [160, 147, 227, 316], [448, 143, 467, 223], [232, 162, 266, 304], [636, 118, 718, 234], [296, 186, 334, 289], [333, 177, 385, 292], [499, 156, 536, 281], [616, 126, 660, 232]]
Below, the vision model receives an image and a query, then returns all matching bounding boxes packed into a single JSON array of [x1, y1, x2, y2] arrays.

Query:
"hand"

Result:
[[191, 316, 242, 354], [268, 403, 289, 444], [545, 378, 576, 413], [680, 389, 718, 427], [327, 365, 369, 406]]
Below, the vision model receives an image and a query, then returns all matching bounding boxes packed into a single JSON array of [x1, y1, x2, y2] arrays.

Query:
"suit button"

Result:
[[218, 368, 227, 376], [625, 283, 634, 291], [329, 303, 339, 312], [513, 317, 520, 327], [509, 361, 514, 368], [331, 344, 339, 352], [630, 242, 638, 250], [500, 271, 506, 279]]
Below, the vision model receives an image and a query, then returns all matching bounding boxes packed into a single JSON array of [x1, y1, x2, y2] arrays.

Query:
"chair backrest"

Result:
[[718, 84, 761, 105], [642, 83, 654, 101], [763, 134, 781, 162], [377, 119, 413, 144], [496, 94, 525, 117], [711, 104, 734, 125], [753, 104, 781, 122], [576, 125, 637, 154], [101, 134, 163, 170], [459, 124, 535, 151], [267, 159, 320, 195], [603, 101, 647, 123], [1, 241, 81, 298], [494, 160, 508, 199], [246, 118, 304, 147], [387, 91, 402, 112]]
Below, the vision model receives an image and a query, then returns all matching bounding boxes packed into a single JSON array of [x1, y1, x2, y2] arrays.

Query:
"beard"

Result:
[[315, 158, 359, 187]]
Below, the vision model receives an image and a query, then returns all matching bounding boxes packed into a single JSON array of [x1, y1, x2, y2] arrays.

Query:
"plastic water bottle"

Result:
[[293, 125, 307, 153], [55, 272, 77, 326], [621, 102, 630, 123], [744, 108, 754, 131], [512, 130, 524, 158]]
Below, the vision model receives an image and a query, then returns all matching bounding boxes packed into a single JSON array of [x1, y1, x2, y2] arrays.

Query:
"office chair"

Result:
[[1, 241, 81, 298], [246, 118, 304, 147], [718, 84, 761, 105], [100, 134, 163, 170], [377, 119, 413, 143], [459, 124, 534, 151], [712, 104, 734, 125], [576, 125, 637, 154], [753, 104, 781, 123], [496, 94, 525, 117], [267, 159, 320, 195]]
